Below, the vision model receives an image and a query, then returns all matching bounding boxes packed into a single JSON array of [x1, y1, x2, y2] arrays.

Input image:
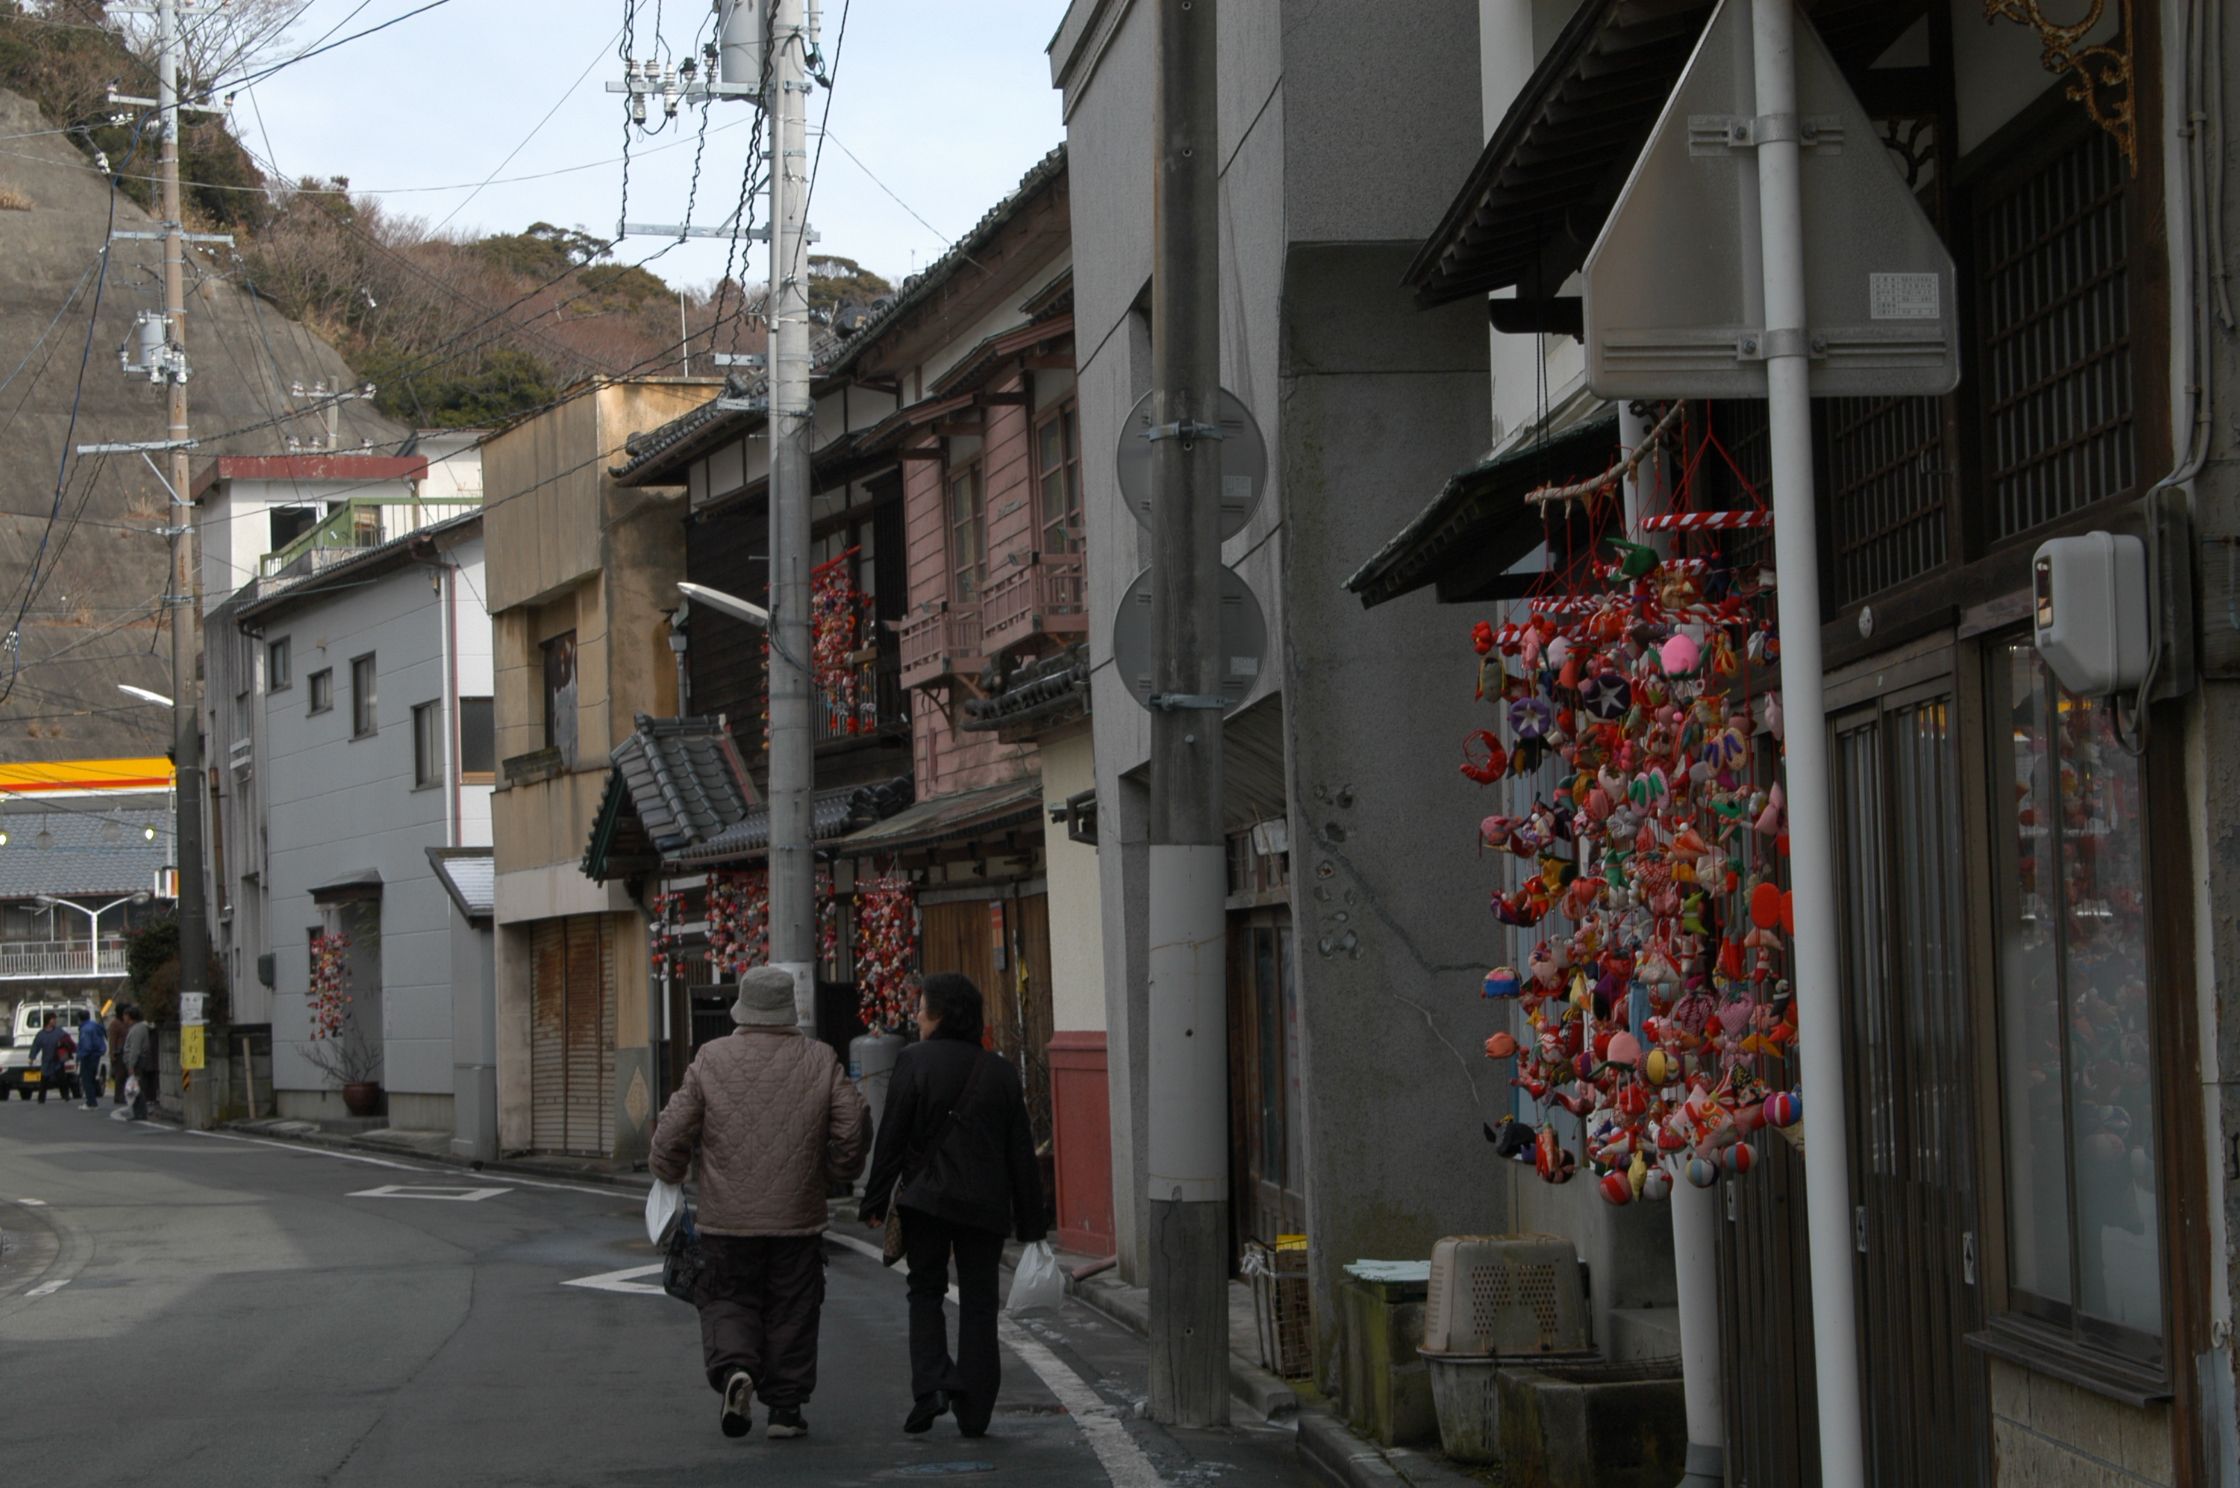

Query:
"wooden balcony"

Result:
[[813, 649, 909, 745], [981, 551, 1089, 652], [898, 602, 985, 691]]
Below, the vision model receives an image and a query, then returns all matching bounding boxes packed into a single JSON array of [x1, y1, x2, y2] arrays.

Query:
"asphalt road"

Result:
[[0, 1101, 1313, 1488]]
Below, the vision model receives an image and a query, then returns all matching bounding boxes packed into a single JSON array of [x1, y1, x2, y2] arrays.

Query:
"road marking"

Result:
[[184, 1130, 423, 1169], [347, 1184, 512, 1202], [15, 1198, 46, 1207], [826, 1232, 1168, 1488], [481, 1173, 629, 1199], [24, 1280, 68, 1298], [561, 1263, 665, 1295]]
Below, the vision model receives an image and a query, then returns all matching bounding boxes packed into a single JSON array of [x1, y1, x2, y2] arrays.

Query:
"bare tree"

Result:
[[109, 0, 302, 101]]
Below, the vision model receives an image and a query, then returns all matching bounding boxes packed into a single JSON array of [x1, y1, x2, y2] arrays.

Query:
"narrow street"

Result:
[[0, 1108, 1310, 1487]]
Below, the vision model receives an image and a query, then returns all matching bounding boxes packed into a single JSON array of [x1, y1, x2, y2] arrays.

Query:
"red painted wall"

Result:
[[1048, 1030, 1114, 1256]]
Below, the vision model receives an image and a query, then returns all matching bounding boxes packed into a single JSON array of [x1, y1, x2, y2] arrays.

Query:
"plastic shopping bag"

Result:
[[645, 1178, 685, 1246], [123, 1075, 140, 1102], [1005, 1240, 1064, 1315]]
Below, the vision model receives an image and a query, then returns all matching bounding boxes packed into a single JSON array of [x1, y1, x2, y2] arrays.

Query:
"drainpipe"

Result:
[[442, 561, 460, 847], [1620, 398, 1724, 1487], [1750, 1, 1865, 1482]]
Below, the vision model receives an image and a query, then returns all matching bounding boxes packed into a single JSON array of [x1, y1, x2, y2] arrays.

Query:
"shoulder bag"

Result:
[[882, 1049, 991, 1267]]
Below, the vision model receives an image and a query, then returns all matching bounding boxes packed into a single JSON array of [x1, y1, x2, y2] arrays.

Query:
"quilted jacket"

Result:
[[649, 1027, 870, 1237]]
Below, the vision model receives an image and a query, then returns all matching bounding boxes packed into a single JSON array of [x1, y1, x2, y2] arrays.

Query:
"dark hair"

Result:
[[920, 973, 984, 1042]]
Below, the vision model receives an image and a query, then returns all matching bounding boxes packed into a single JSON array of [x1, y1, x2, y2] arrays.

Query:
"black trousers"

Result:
[[900, 1207, 1005, 1431], [694, 1234, 827, 1407]]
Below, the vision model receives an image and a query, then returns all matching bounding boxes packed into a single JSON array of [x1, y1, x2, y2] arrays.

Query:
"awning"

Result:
[[827, 777, 1044, 860], [1343, 409, 1620, 609], [1404, 0, 1930, 307], [309, 868, 383, 904], [427, 848, 494, 924]]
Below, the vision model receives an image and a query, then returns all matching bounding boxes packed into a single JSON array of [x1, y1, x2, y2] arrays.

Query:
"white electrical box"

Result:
[[2032, 532, 2150, 697]]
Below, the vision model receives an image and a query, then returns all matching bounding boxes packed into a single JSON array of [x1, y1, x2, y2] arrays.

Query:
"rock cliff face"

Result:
[[0, 87, 404, 761]]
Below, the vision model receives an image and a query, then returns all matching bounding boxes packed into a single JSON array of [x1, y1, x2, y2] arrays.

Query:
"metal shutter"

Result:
[[529, 921, 567, 1152]]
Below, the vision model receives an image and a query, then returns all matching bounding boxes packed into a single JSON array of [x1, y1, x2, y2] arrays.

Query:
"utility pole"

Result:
[[1146, 0, 1228, 1427], [157, 0, 209, 1065], [762, 0, 817, 1032]]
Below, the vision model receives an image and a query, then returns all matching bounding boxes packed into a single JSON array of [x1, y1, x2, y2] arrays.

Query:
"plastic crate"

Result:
[[1420, 1350, 1501, 1464]]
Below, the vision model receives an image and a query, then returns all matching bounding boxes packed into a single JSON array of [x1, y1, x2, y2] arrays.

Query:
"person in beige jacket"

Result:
[[650, 965, 870, 1443]]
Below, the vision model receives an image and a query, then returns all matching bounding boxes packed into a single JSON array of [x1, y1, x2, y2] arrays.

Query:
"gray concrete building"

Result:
[[1049, 0, 1509, 1376]]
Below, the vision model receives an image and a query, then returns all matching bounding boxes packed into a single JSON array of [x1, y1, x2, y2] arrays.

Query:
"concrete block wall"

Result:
[[1988, 1361, 2175, 1487]]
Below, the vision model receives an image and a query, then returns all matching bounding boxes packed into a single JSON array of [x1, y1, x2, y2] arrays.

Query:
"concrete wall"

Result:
[[1040, 726, 1105, 1032]]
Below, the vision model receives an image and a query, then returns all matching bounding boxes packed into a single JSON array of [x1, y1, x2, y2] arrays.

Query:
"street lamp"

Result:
[[35, 891, 154, 975], [117, 684, 175, 708], [676, 581, 769, 628]]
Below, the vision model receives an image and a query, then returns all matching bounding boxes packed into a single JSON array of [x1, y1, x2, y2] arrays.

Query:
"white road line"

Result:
[[562, 1263, 665, 1295], [826, 1231, 1169, 1488], [25, 1279, 69, 1298], [184, 1130, 424, 1170], [479, 1173, 629, 1200], [347, 1184, 513, 1202], [15, 1198, 46, 1207]]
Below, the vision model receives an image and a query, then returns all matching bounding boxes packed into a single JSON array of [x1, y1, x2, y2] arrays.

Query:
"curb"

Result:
[[217, 1118, 655, 1192], [1297, 1409, 1483, 1488]]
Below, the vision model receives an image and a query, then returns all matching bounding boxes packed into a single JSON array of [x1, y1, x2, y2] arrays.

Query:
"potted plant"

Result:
[[303, 929, 382, 1116]]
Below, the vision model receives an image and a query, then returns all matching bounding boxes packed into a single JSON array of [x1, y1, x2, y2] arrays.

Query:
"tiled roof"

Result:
[[668, 777, 911, 868], [582, 716, 759, 880], [826, 777, 1042, 858], [961, 646, 1090, 735], [0, 806, 172, 900]]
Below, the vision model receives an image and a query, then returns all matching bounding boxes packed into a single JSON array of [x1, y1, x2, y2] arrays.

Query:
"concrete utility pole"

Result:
[[157, 0, 210, 1052], [763, 0, 817, 1032], [1145, 0, 1228, 1428]]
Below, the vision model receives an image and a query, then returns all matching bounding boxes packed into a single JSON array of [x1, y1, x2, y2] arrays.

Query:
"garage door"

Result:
[[529, 916, 615, 1155]]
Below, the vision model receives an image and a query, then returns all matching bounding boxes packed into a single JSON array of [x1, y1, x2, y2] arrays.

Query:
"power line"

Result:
[[432, 24, 626, 237], [198, 0, 457, 98]]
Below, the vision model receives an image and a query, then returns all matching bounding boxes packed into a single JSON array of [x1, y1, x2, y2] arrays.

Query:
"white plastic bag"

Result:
[[1005, 1240, 1063, 1315], [646, 1179, 685, 1246]]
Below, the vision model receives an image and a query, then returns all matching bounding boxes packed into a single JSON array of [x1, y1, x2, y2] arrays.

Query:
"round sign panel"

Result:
[[1113, 388, 1268, 542], [1109, 564, 1269, 713]]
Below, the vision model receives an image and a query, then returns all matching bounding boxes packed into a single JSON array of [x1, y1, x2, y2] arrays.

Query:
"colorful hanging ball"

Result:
[[1598, 1169, 1635, 1207], [1483, 966, 1522, 999], [1484, 1031, 1519, 1060], [1684, 1156, 1720, 1189], [1659, 632, 1702, 676], [1722, 1142, 1757, 1175], [1748, 881, 1785, 931], [1762, 1091, 1802, 1128], [1645, 1048, 1678, 1086], [1604, 1030, 1642, 1068]]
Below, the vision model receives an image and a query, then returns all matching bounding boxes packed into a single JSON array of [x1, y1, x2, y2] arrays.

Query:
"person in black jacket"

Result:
[[860, 972, 1046, 1438]]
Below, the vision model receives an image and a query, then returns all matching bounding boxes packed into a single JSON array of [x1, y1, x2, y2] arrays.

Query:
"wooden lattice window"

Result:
[[1976, 128, 2136, 541], [1827, 395, 1948, 607]]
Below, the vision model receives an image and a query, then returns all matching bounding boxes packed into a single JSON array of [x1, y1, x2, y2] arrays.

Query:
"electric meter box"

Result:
[[2032, 532, 2150, 697]]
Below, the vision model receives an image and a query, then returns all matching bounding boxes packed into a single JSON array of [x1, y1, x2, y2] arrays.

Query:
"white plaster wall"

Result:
[[1039, 727, 1105, 1032]]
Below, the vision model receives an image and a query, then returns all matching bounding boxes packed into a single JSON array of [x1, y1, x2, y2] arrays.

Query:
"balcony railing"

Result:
[[981, 551, 1089, 650], [0, 938, 129, 980], [898, 602, 985, 691], [259, 494, 482, 582], [812, 651, 909, 745]]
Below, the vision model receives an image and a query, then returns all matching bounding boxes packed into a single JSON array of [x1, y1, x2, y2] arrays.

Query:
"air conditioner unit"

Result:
[[1421, 1234, 1591, 1358]]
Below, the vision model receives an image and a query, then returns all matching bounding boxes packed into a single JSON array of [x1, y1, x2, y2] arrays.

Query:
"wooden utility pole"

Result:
[[1146, 0, 1229, 1428]]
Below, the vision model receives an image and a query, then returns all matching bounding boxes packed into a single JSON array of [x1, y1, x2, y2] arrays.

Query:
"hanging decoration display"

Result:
[[705, 868, 766, 975], [1470, 403, 1804, 1205], [854, 874, 919, 1033], [811, 547, 873, 737], [648, 889, 689, 985], [308, 929, 354, 1041]]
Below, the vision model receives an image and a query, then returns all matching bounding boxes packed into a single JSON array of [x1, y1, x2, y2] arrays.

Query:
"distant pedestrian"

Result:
[[106, 1005, 128, 1106], [76, 1010, 106, 1109], [27, 1013, 70, 1106], [123, 1007, 155, 1120], [860, 973, 1047, 1440], [649, 966, 870, 1444]]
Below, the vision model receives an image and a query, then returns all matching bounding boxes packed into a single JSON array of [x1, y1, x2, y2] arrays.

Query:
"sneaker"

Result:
[[903, 1391, 949, 1434], [720, 1370, 754, 1439], [765, 1406, 807, 1439]]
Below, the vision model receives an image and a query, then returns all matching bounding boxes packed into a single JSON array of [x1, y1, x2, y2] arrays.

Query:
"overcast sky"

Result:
[[244, 0, 1072, 291]]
